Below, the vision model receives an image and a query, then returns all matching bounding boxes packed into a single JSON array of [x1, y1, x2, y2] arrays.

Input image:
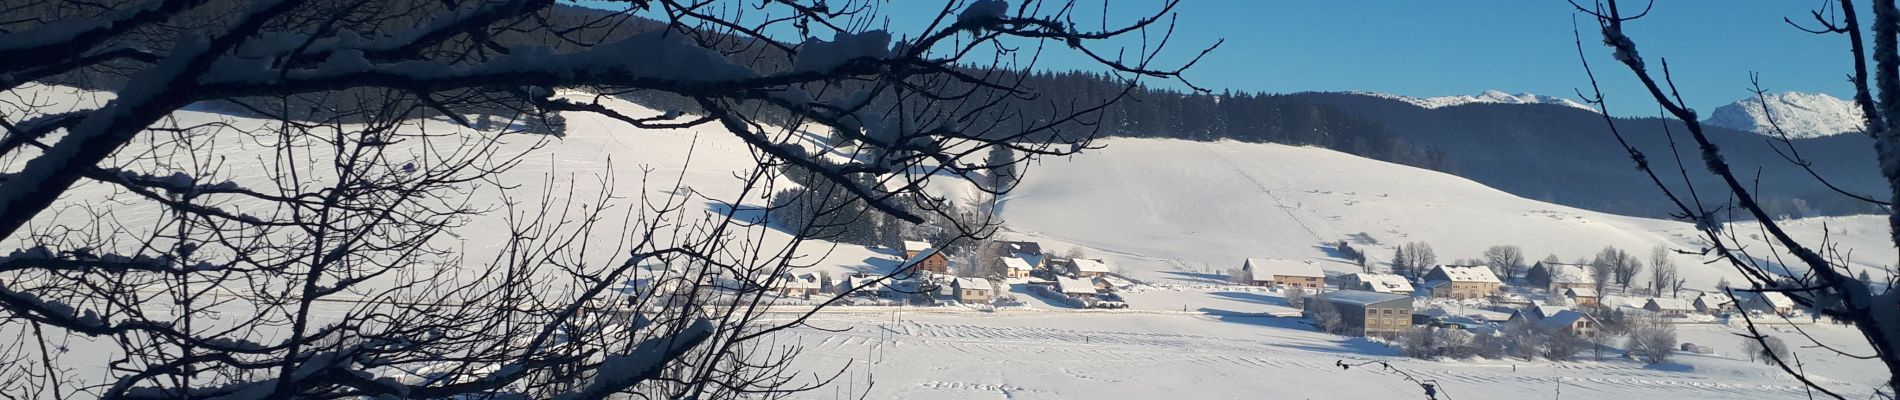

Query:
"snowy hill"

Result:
[[1704, 92, 1866, 138], [997, 138, 1894, 290], [1348, 89, 1595, 112]]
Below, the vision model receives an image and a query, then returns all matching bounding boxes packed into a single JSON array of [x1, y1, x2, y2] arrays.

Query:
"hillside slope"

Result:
[[1288, 91, 1886, 218], [999, 138, 1894, 289]]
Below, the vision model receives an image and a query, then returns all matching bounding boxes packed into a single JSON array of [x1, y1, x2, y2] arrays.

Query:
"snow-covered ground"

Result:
[[997, 137, 1896, 291], [7, 84, 1895, 398], [775, 311, 1883, 399]]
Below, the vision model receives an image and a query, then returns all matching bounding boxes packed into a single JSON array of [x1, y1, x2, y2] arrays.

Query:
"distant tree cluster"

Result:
[[1401, 327, 1508, 360], [1307, 292, 1346, 334], [1482, 245, 1526, 283], [768, 153, 903, 248], [1336, 240, 1369, 270], [1390, 242, 1437, 278], [1743, 336, 1790, 365]]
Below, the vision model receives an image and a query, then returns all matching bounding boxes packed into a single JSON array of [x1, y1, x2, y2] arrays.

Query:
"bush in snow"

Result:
[[1744, 335, 1790, 365], [1625, 316, 1679, 364]]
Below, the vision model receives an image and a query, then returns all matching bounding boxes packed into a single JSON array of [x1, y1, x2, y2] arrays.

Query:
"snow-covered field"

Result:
[[997, 137, 1897, 292], [776, 311, 1882, 399], [7, 84, 1895, 398]]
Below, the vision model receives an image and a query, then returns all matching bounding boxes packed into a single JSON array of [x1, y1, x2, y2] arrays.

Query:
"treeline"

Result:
[[34, 3, 1454, 173]]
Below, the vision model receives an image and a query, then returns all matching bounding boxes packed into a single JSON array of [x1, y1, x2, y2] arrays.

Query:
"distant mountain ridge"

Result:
[[1703, 92, 1866, 139], [1287, 91, 1885, 219], [1345, 90, 1596, 112]]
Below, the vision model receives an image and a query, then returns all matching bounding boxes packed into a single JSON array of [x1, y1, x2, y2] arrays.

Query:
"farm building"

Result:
[[1421, 265, 1502, 299], [1067, 258, 1112, 277], [1643, 298, 1694, 317], [1318, 290, 1414, 338], [1528, 262, 1596, 293], [1242, 258, 1326, 289]]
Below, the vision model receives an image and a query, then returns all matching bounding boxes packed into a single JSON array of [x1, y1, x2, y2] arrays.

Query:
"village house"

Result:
[[1564, 287, 1599, 307], [952, 277, 993, 304], [1693, 292, 1736, 314], [1421, 264, 1502, 299], [1747, 292, 1798, 316], [1320, 290, 1414, 338], [1002, 257, 1035, 279], [1508, 304, 1572, 324], [1343, 272, 1413, 295], [903, 240, 948, 274], [996, 240, 1044, 259], [1534, 309, 1601, 337], [1056, 276, 1100, 299], [1067, 258, 1112, 277], [1528, 262, 1596, 293], [1242, 258, 1326, 289], [837, 275, 879, 297], [1643, 298, 1694, 317], [763, 273, 821, 299]]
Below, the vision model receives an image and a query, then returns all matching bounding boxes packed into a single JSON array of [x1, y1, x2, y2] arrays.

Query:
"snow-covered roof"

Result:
[[1645, 298, 1692, 311], [1243, 258, 1324, 279], [1350, 273, 1414, 293], [1003, 257, 1034, 271], [903, 240, 933, 253], [1535, 309, 1595, 331], [1532, 305, 1570, 319], [1695, 292, 1733, 306], [1020, 253, 1047, 268], [1754, 292, 1797, 308], [1057, 277, 1098, 295], [1070, 258, 1111, 273], [1564, 288, 1597, 298], [1324, 290, 1412, 307], [1541, 263, 1595, 284], [998, 240, 1042, 256], [953, 277, 991, 292], [1428, 265, 1500, 283]]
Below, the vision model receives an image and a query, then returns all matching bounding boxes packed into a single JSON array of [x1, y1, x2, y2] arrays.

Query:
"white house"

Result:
[[1002, 257, 1035, 279], [1693, 292, 1735, 314], [1747, 292, 1798, 316], [952, 277, 993, 303]]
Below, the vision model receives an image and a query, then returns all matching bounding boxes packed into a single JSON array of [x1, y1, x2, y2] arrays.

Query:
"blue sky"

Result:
[[1129, 0, 1862, 115], [592, 1, 1865, 115]]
